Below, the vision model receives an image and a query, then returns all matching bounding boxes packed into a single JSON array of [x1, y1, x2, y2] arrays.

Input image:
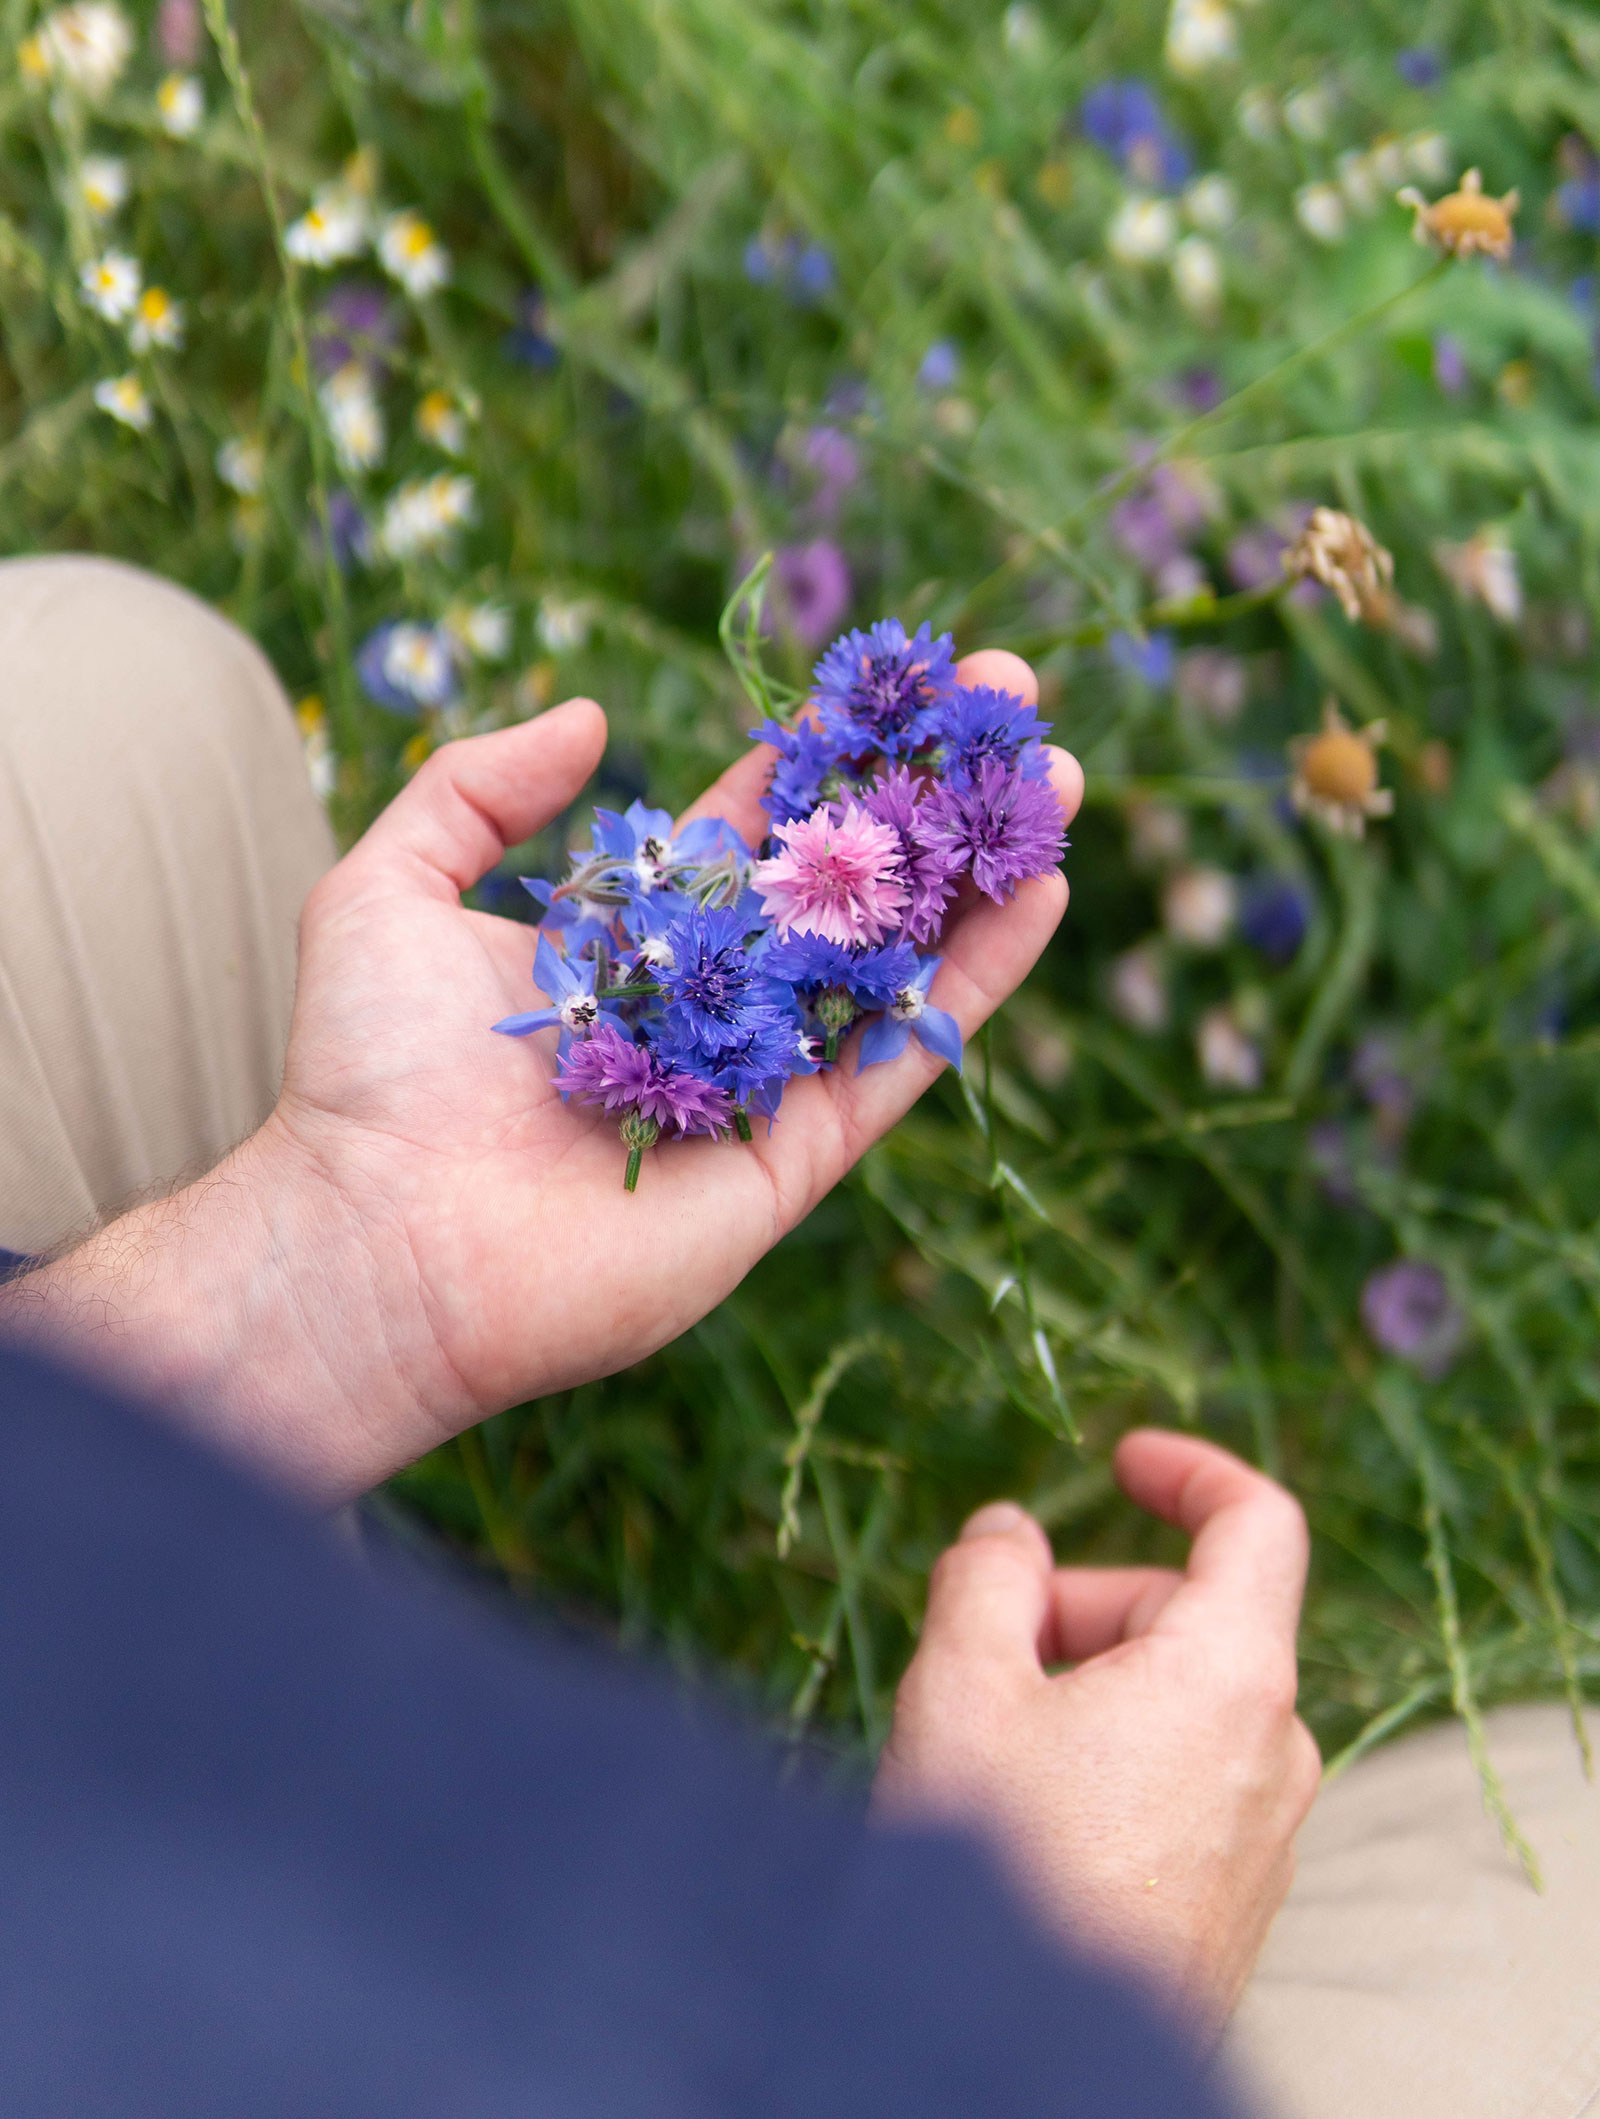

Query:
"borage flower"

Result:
[[752, 800, 908, 945], [812, 618, 956, 759], [919, 757, 1066, 903], [857, 957, 963, 1075], [860, 767, 963, 944], [557, 1021, 733, 1190], [492, 934, 622, 1060]]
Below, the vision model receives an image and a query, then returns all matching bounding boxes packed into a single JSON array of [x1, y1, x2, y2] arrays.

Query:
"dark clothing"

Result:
[[0, 1347, 1235, 2118]]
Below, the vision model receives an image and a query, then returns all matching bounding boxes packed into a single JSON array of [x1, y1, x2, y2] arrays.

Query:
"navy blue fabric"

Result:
[[0, 1346, 1239, 2119]]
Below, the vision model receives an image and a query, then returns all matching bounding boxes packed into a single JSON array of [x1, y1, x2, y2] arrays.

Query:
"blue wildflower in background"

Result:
[[1239, 876, 1311, 964], [917, 341, 959, 392], [1395, 47, 1444, 89], [1080, 80, 1190, 188], [858, 956, 963, 1073], [505, 288, 560, 369], [1109, 630, 1176, 689]]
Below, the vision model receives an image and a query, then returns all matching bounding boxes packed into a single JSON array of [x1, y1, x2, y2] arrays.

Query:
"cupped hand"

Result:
[[256, 649, 1082, 1493], [873, 1429, 1320, 2039]]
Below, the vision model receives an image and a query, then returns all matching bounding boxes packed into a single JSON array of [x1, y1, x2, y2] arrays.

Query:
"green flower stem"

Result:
[[199, 0, 365, 778], [1284, 832, 1378, 1099]]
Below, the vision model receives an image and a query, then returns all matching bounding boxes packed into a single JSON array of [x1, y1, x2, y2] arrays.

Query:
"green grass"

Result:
[[8, 0, 1600, 1839]]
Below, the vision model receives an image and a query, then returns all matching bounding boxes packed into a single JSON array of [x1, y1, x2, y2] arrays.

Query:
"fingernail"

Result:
[[961, 1500, 1029, 1541]]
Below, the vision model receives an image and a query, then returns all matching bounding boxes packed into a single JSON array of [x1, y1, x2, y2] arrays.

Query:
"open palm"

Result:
[[269, 650, 1082, 1492]]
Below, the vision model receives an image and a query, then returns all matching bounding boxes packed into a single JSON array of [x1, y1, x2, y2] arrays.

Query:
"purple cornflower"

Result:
[[812, 618, 957, 759], [773, 540, 853, 650], [558, 1021, 732, 1136], [857, 956, 964, 1074], [1239, 877, 1311, 965], [920, 757, 1066, 904], [1360, 1260, 1466, 1379], [917, 342, 959, 392], [311, 283, 399, 378], [936, 686, 1051, 789], [492, 936, 623, 1059], [752, 718, 841, 825], [658, 903, 777, 1058], [861, 767, 963, 943]]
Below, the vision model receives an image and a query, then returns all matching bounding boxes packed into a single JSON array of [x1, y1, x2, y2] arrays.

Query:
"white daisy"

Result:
[[1108, 195, 1178, 265], [1172, 236, 1222, 320], [79, 249, 141, 322], [78, 154, 129, 220], [1183, 173, 1236, 230], [318, 362, 384, 475], [443, 601, 511, 662], [377, 210, 450, 299], [156, 72, 203, 138], [1294, 182, 1347, 245], [1165, 0, 1236, 76], [1197, 1004, 1262, 1091], [285, 187, 369, 269], [377, 472, 476, 561], [415, 388, 471, 456], [128, 285, 184, 351], [31, 2, 131, 97], [216, 436, 265, 496], [381, 623, 457, 706], [93, 372, 152, 430]]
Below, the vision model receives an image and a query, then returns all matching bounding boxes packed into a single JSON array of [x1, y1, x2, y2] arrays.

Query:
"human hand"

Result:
[[873, 1430, 1319, 2039], [4, 652, 1081, 1502]]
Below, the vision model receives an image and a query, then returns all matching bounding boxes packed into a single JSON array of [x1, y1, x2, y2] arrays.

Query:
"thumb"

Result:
[[343, 698, 608, 899], [917, 1502, 1054, 1675]]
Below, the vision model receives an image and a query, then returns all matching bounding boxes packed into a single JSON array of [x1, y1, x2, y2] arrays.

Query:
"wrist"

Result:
[[0, 1113, 474, 1504]]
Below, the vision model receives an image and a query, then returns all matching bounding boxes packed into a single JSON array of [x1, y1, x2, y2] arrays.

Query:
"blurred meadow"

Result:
[[9, 0, 1600, 1842]]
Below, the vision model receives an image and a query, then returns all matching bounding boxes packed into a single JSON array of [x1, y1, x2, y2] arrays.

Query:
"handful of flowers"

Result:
[[493, 618, 1067, 1189]]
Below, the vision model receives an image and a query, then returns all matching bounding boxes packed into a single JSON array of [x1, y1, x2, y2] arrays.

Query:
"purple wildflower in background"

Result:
[[1109, 630, 1176, 688], [773, 540, 853, 650], [1112, 492, 1184, 576], [861, 766, 963, 943], [1360, 1259, 1466, 1378], [557, 1020, 732, 1136], [658, 903, 779, 1057], [936, 686, 1050, 789], [311, 283, 398, 377], [857, 956, 963, 1074], [920, 757, 1065, 903], [752, 719, 839, 825], [492, 935, 621, 1059], [1395, 47, 1444, 89], [918, 341, 959, 392], [1079, 80, 1190, 188], [1226, 525, 1289, 592], [743, 236, 834, 304], [813, 618, 957, 759], [1174, 368, 1223, 413], [157, 0, 201, 67], [801, 426, 860, 517], [1433, 333, 1469, 394], [1239, 876, 1311, 964]]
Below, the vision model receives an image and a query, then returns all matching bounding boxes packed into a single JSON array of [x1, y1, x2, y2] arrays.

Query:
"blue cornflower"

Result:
[[492, 935, 622, 1059], [936, 684, 1052, 789], [812, 618, 957, 759], [1239, 877, 1311, 965], [752, 717, 843, 824], [1079, 80, 1190, 188], [658, 903, 778, 1058], [760, 932, 917, 1007], [660, 1003, 803, 1106], [1109, 629, 1176, 689], [918, 341, 959, 392], [858, 956, 963, 1075]]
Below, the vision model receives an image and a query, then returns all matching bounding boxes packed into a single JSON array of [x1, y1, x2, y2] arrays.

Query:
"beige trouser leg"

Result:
[[0, 556, 335, 1253], [1221, 1701, 1600, 2119]]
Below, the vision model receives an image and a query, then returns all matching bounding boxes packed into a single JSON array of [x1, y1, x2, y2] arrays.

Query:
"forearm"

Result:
[[0, 1117, 459, 1504]]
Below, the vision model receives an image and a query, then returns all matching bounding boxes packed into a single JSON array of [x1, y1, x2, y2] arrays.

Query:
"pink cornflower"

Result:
[[752, 800, 909, 946]]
